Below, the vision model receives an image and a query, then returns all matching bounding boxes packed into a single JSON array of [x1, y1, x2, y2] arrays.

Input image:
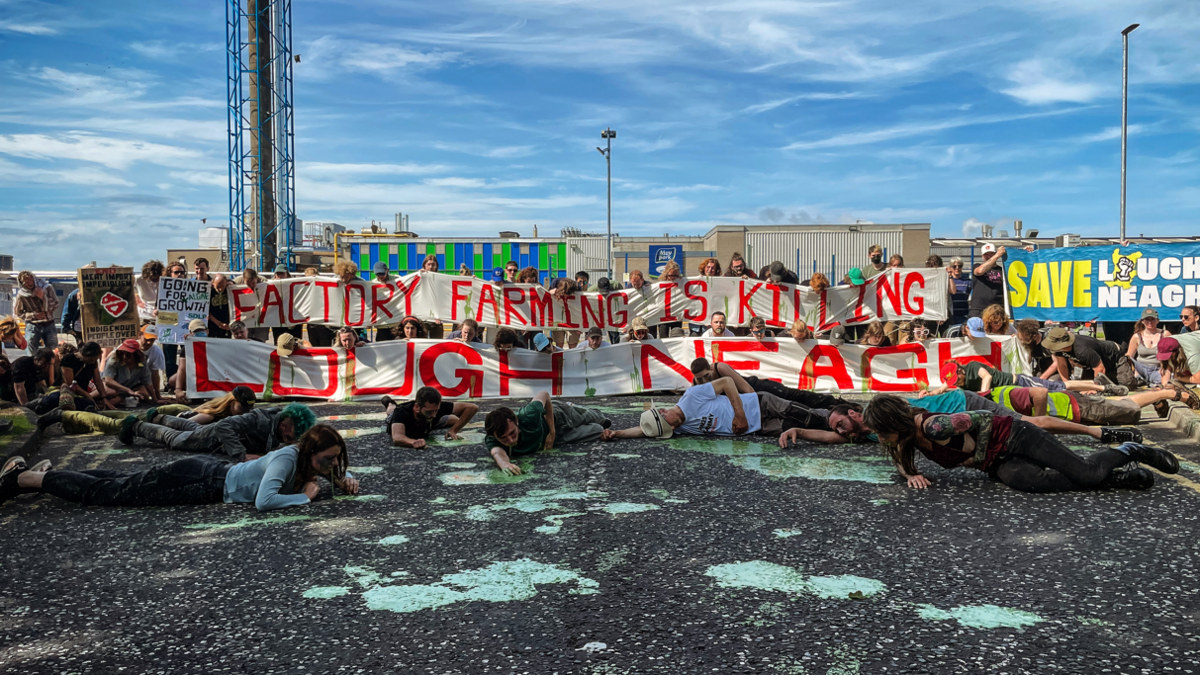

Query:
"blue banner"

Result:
[[1006, 241, 1200, 322]]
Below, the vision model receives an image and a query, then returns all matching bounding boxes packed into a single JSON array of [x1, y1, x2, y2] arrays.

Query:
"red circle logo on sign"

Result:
[[100, 291, 128, 318]]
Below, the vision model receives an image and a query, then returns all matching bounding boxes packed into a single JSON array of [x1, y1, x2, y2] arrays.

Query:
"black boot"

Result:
[[1117, 442, 1180, 474], [37, 408, 64, 434], [118, 416, 141, 445], [1101, 427, 1143, 444], [1101, 467, 1155, 490]]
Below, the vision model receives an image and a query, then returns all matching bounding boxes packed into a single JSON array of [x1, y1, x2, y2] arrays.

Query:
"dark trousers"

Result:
[[990, 420, 1130, 493], [308, 324, 334, 347], [136, 418, 231, 456], [40, 456, 229, 506], [744, 376, 850, 410], [756, 392, 832, 436], [163, 343, 179, 380], [31, 391, 96, 415]]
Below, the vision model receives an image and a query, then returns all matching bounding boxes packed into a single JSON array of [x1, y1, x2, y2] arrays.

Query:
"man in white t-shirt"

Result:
[[700, 311, 734, 338], [603, 377, 757, 439], [573, 326, 610, 351]]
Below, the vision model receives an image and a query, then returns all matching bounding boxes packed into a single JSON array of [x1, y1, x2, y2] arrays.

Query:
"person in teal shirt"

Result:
[[2, 424, 358, 510], [483, 392, 609, 475]]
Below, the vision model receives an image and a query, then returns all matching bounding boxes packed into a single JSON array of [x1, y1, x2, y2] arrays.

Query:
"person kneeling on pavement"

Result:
[[119, 400, 314, 461], [484, 392, 610, 475], [381, 386, 479, 449]]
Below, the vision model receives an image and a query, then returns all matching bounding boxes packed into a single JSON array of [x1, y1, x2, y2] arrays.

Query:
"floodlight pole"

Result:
[[1120, 23, 1139, 242], [600, 128, 616, 280]]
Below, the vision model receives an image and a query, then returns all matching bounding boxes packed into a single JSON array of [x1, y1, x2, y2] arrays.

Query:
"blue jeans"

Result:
[[1132, 360, 1162, 387], [40, 456, 229, 506], [25, 323, 57, 351], [1015, 374, 1067, 392]]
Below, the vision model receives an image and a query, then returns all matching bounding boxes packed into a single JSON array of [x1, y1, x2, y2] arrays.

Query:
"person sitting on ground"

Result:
[[381, 386, 478, 449], [701, 311, 734, 338], [493, 327, 527, 351], [139, 325, 167, 401], [448, 319, 484, 343], [532, 333, 558, 353], [1158, 336, 1200, 386], [0, 315, 28, 358], [723, 252, 754, 279], [789, 319, 814, 343], [573, 326, 610, 350], [336, 326, 366, 351], [58, 340, 109, 411], [982, 304, 1015, 336], [15, 270, 59, 351], [620, 317, 652, 343], [2, 423, 359, 510], [861, 394, 1177, 493], [392, 315, 426, 340], [103, 339, 156, 405], [698, 258, 722, 277], [1043, 327, 1137, 390], [5, 348, 55, 409], [858, 322, 891, 347], [484, 392, 610, 475], [120, 401, 314, 461], [747, 316, 774, 340], [1126, 308, 1168, 387]]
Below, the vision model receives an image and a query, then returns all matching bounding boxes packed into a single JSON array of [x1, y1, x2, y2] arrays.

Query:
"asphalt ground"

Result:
[[2, 395, 1200, 675]]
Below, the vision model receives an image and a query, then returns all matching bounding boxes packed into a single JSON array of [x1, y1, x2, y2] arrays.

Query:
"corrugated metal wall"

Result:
[[745, 230, 903, 282], [566, 237, 611, 275]]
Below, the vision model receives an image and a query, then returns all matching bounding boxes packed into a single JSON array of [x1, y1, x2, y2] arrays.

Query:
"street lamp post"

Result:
[[1121, 23, 1139, 242], [598, 128, 616, 280]]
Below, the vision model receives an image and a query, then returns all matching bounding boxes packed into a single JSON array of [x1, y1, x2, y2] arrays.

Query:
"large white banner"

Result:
[[226, 269, 948, 332], [185, 335, 1024, 401]]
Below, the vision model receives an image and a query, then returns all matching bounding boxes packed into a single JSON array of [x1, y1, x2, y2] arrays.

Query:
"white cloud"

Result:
[[0, 158, 133, 187], [1074, 124, 1143, 143], [129, 41, 220, 60], [623, 138, 677, 153], [0, 132, 205, 170], [1001, 59, 1107, 105], [168, 171, 226, 187], [740, 92, 865, 115], [432, 142, 537, 159], [0, 21, 57, 35], [962, 217, 986, 236], [300, 161, 453, 176]]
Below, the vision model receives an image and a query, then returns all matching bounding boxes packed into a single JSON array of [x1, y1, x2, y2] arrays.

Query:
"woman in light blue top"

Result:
[[2, 424, 359, 509]]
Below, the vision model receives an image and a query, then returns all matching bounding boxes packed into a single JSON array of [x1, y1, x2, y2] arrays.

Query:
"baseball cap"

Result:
[[231, 385, 257, 408], [981, 243, 997, 255], [965, 317, 985, 337], [116, 338, 141, 353], [631, 317, 649, 331], [639, 408, 673, 439], [668, 327, 687, 338], [274, 264, 289, 274], [142, 325, 158, 339], [1141, 308, 1159, 321], [188, 319, 208, 333], [373, 261, 388, 275], [1042, 327, 1076, 352], [768, 261, 786, 283], [277, 332, 299, 357], [533, 333, 551, 352], [828, 326, 847, 346], [846, 268, 866, 286], [585, 326, 603, 338], [1157, 337, 1181, 362]]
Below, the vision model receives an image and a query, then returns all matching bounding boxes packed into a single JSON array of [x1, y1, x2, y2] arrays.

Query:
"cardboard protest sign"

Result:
[[156, 277, 211, 344], [78, 266, 138, 347]]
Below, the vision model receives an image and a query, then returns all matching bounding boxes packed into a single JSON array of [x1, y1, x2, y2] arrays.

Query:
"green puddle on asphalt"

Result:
[[185, 514, 314, 531], [350, 466, 383, 475], [916, 603, 1043, 629], [601, 502, 659, 514], [609, 453, 641, 459], [437, 458, 537, 485], [666, 438, 894, 484], [427, 431, 486, 448], [83, 448, 130, 455], [334, 494, 386, 501], [535, 512, 586, 534], [773, 528, 803, 538], [320, 412, 387, 421], [706, 560, 886, 600], [377, 535, 411, 545], [584, 404, 653, 415], [340, 428, 384, 439], [442, 462, 478, 469], [304, 559, 599, 613], [464, 489, 592, 522]]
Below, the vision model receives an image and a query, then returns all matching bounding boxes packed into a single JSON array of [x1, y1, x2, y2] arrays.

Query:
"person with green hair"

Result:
[[119, 402, 315, 461]]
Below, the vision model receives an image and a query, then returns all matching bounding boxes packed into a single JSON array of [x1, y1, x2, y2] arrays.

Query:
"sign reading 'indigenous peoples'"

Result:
[[1006, 242, 1200, 322], [226, 269, 948, 331], [155, 277, 211, 344], [185, 335, 1024, 401], [78, 266, 139, 347]]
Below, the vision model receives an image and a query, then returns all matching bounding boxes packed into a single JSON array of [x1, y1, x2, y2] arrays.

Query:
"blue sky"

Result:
[[1, 0, 1197, 271]]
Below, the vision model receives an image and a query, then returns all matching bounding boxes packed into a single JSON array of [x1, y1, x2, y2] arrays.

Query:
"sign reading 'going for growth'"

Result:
[[1005, 241, 1200, 322]]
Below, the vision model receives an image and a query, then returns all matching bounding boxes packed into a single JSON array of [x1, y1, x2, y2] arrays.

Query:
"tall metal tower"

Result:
[[226, 0, 296, 272]]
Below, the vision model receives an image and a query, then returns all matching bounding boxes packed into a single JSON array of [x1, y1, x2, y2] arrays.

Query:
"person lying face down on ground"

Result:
[[484, 391, 610, 475], [37, 386, 258, 437], [1, 423, 359, 511], [982, 384, 1197, 425], [778, 387, 1143, 451], [862, 394, 1176, 493], [118, 402, 316, 462], [932, 359, 1125, 401], [380, 386, 479, 449]]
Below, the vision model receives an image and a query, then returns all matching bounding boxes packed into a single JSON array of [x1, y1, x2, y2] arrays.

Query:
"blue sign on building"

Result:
[[648, 245, 684, 279]]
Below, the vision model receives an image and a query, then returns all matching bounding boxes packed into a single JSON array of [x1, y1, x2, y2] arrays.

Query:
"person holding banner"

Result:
[[862, 394, 1177, 493], [381, 387, 478, 449], [418, 255, 445, 339], [968, 244, 1006, 319], [484, 392, 610, 475], [134, 260, 163, 322], [2, 424, 358, 510]]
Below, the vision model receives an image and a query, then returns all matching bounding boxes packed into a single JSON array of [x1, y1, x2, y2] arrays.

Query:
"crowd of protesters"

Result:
[[3, 243, 1199, 506]]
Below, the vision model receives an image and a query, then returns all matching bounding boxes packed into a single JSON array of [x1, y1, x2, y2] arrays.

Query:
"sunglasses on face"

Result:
[[750, 328, 765, 335]]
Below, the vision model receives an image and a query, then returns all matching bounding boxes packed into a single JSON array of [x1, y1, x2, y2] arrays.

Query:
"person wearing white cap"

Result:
[[969, 242, 1006, 319]]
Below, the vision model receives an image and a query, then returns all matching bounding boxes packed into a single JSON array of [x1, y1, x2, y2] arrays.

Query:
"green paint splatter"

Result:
[[648, 489, 671, 499], [308, 559, 600, 613], [916, 603, 1043, 629], [185, 515, 314, 531], [320, 413, 386, 421], [303, 586, 350, 599], [429, 496, 448, 503], [437, 459, 536, 485], [870, 499, 889, 506], [596, 547, 629, 573], [773, 528, 803, 538], [334, 494, 386, 501], [609, 453, 641, 459], [432, 509, 458, 516], [1077, 616, 1111, 626], [340, 427, 384, 439], [706, 561, 886, 600], [1178, 460, 1200, 474], [350, 466, 383, 474], [535, 512, 586, 535], [667, 438, 894, 484], [345, 565, 385, 588], [83, 448, 130, 455], [663, 498, 689, 503], [465, 489, 591, 522], [377, 535, 411, 545], [424, 528, 446, 534], [442, 462, 478, 469], [602, 502, 660, 514], [428, 431, 486, 447]]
